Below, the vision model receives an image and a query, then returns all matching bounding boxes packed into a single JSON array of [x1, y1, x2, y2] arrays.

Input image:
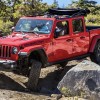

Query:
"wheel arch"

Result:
[[89, 35, 100, 53], [28, 49, 48, 67]]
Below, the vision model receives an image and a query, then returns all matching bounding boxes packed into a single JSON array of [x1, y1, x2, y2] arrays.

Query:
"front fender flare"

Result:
[[18, 45, 44, 56], [18, 45, 48, 66]]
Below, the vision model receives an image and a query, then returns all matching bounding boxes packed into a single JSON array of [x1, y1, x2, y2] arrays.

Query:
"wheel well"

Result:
[[28, 49, 47, 67], [93, 40, 100, 52], [89, 39, 100, 53]]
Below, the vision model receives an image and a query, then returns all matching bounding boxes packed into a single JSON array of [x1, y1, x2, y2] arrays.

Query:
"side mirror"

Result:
[[54, 28, 61, 38], [11, 27, 15, 32]]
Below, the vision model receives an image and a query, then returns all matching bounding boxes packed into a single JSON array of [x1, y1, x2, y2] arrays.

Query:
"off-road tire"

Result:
[[27, 60, 42, 91], [90, 41, 100, 64]]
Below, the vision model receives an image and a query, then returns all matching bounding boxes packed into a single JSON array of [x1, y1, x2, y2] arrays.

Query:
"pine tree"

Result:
[[53, 0, 59, 8]]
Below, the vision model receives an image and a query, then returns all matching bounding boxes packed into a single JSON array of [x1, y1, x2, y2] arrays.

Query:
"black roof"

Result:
[[48, 8, 90, 17]]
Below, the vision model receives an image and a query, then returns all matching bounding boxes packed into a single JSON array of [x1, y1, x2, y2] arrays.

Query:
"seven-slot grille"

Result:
[[0, 45, 11, 58]]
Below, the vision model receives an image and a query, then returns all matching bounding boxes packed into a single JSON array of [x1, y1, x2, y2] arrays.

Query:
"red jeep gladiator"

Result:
[[0, 8, 100, 91]]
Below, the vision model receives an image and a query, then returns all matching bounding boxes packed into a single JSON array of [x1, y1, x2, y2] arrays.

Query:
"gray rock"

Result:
[[57, 60, 100, 98]]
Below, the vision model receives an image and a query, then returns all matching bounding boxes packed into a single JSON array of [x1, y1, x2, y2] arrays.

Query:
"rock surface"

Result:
[[57, 60, 100, 99]]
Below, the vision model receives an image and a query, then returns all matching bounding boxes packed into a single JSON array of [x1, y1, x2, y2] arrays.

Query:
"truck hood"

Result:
[[0, 33, 50, 46]]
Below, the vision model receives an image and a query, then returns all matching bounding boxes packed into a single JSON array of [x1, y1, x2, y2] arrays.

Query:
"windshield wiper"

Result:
[[34, 31, 39, 37], [21, 30, 26, 35], [15, 30, 26, 34], [15, 30, 39, 37]]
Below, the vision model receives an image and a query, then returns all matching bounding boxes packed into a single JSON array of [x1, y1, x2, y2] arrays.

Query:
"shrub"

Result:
[[85, 14, 100, 26], [0, 20, 14, 35]]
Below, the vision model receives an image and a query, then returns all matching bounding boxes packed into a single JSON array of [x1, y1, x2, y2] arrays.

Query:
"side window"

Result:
[[56, 21, 69, 36], [72, 19, 84, 33]]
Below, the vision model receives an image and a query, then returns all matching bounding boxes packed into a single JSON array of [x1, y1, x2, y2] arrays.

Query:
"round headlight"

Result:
[[12, 47, 18, 54]]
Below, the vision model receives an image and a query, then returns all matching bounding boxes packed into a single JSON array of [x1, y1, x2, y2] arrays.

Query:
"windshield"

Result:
[[15, 19, 53, 34]]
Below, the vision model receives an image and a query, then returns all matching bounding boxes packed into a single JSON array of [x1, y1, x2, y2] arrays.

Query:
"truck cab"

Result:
[[52, 16, 90, 62]]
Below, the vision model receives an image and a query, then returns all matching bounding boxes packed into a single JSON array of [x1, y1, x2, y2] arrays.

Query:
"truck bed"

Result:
[[86, 26, 100, 31]]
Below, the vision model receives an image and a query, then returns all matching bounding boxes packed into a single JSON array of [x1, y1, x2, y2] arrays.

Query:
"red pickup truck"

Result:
[[0, 8, 99, 91]]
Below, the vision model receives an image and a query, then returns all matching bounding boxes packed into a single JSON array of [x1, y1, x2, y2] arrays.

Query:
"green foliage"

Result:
[[53, 0, 59, 8], [85, 14, 100, 26], [0, 20, 14, 35], [69, 0, 100, 26], [60, 86, 72, 97], [70, 0, 97, 8], [13, 0, 50, 16], [69, 0, 99, 14], [0, 0, 50, 18]]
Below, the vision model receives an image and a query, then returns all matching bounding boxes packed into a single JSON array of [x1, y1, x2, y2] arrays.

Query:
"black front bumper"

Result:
[[0, 59, 17, 69]]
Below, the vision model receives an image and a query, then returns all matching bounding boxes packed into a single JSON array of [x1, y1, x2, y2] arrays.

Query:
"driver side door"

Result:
[[52, 20, 73, 62]]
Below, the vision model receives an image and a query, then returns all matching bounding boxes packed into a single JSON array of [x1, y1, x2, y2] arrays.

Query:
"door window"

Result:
[[55, 21, 69, 37], [72, 19, 84, 33]]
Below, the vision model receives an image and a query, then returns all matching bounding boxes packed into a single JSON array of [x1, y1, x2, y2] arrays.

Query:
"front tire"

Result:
[[90, 41, 100, 64], [27, 60, 42, 91]]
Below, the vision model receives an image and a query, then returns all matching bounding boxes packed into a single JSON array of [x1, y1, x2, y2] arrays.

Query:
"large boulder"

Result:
[[57, 60, 100, 99]]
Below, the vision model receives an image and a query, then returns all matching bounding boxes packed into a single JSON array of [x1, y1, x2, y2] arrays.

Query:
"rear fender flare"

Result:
[[89, 35, 100, 52]]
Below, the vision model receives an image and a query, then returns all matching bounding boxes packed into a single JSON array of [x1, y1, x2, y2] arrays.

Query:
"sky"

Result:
[[42, 0, 100, 7]]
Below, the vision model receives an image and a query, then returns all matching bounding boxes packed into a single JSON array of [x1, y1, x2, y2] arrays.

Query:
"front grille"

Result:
[[0, 45, 11, 58]]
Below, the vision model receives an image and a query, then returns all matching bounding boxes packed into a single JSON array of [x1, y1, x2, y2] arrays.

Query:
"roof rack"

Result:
[[47, 8, 90, 18]]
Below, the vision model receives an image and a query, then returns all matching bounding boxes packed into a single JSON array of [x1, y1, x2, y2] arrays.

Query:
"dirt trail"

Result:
[[0, 60, 84, 100]]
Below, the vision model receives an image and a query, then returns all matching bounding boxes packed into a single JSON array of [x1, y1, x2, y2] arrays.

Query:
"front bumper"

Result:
[[0, 59, 17, 69]]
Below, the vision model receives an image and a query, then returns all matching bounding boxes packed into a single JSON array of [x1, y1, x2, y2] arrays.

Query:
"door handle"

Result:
[[80, 36, 85, 39], [66, 39, 73, 42]]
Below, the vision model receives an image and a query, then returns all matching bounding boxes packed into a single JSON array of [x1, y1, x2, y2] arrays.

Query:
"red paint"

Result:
[[0, 16, 99, 63]]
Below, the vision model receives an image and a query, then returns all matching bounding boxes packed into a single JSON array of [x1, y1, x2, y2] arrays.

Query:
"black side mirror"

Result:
[[54, 28, 61, 38], [11, 27, 15, 32]]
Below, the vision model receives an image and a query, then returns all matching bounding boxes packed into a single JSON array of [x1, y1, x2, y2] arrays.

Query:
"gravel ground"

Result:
[[0, 59, 88, 100]]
